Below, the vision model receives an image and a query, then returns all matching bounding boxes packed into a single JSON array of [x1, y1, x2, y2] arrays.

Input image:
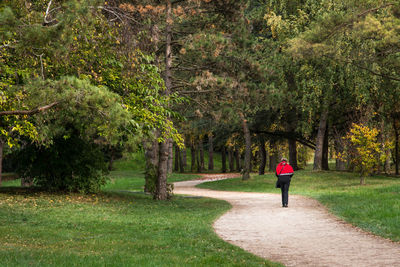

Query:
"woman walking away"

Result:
[[275, 158, 294, 207]]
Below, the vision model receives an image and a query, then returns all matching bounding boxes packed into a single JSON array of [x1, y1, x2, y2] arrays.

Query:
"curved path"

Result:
[[174, 174, 400, 267]]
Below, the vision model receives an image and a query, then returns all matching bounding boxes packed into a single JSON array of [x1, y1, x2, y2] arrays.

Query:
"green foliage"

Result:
[[342, 123, 385, 184], [26, 77, 134, 146], [15, 133, 108, 193], [297, 145, 312, 169], [1, 0, 183, 147]]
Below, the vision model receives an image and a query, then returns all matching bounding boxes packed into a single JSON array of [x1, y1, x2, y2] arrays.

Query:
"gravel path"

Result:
[[174, 174, 400, 267]]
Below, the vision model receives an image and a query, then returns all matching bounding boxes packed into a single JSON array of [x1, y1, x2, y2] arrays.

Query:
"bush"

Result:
[[15, 134, 108, 193]]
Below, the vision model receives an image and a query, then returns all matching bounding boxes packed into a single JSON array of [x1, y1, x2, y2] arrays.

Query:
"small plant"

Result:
[[342, 123, 382, 185]]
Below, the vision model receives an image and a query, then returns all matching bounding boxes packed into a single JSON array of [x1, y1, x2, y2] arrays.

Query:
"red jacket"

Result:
[[275, 161, 294, 177]]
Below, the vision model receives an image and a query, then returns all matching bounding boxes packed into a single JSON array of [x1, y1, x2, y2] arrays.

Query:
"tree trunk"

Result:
[[285, 107, 299, 170], [221, 146, 227, 173], [108, 147, 115, 171], [144, 138, 158, 193], [385, 150, 391, 174], [334, 133, 346, 171], [288, 139, 298, 171], [0, 139, 3, 187], [379, 121, 388, 175], [258, 135, 266, 175], [360, 175, 365, 185], [179, 148, 185, 173], [394, 120, 399, 175], [156, 141, 169, 200], [167, 139, 173, 174], [228, 148, 234, 172], [313, 108, 329, 171], [155, 0, 172, 200], [322, 124, 329, 170], [199, 138, 204, 171], [239, 112, 251, 180], [197, 139, 202, 173], [174, 144, 179, 172], [208, 133, 214, 170], [191, 143, 196, 173], [234, 150, 240, 172], [269, 141, 278, 171], [182, 146, 187, 167]]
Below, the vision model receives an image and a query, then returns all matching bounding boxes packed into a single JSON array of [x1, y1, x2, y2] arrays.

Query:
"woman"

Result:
[[275, 158, 294, 207]]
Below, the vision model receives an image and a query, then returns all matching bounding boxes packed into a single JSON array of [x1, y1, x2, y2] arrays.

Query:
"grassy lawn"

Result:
[[198, 169, 400, 242], [0, 159, 280, 266]]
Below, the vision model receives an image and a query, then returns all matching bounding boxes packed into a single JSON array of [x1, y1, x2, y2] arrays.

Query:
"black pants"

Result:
[[277, 176, 291, 206], [280, 181, 290, 206]]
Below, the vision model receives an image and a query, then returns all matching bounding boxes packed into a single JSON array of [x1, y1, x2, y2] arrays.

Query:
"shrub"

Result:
[[15, 133, 108, 193]]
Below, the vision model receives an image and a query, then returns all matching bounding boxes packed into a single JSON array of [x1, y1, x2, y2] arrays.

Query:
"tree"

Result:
[[0, 0, 182, 190], [343, 123, 383, 185], [287, 1, 400, 172]]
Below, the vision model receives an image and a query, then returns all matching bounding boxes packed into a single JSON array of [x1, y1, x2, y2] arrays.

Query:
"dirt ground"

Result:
[[174, 174, 400, 267]]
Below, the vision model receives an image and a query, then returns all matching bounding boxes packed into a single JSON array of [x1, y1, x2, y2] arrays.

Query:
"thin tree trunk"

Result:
[[197, 140, 202, 173], [288, 139, 298, 171], [313, 108, 329, 170], [322, 124, 329, 170], [191, 142, 196, 173], [108, 147, 115, 171], [334, 133, 346, 171], [258, 135, 266, 175], [208, 133, 214, 170], [379, 121, 386, 174], [221, 146, 227, 173], [174, 144, 179, 172], [182, 147, 187, 167], [0, 139, 3, 187], [385, 150, 391, 174], [394, 119, 399, 175], [360, 176, 365, 185], [199, 138, 204, 171], [269, 141, 278, 171], [234, 150, 240, 172], [179, 148, 185, 173], [155, 0, 172, 200], [167, 140, 173, 174], [285, 107, 299, 170], [239, 112, 251, 180], [228, 148, 234, 172]]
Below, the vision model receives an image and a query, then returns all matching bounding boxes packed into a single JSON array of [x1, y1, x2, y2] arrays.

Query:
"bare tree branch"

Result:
[[253, 130, 316, 150], [0, 102, 59, 116], [43, 1, 59, 25], [97, 6, 123, 22], [180, 89, 215, 94]]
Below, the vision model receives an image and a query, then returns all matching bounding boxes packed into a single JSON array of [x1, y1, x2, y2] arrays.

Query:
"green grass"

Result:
[[0, 159, 280, 266], [2, 178, 21, 187], [198, 170, 400, 242]]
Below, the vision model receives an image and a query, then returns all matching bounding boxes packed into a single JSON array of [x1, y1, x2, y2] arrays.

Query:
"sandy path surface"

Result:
[[174, 174, 400, 267]]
